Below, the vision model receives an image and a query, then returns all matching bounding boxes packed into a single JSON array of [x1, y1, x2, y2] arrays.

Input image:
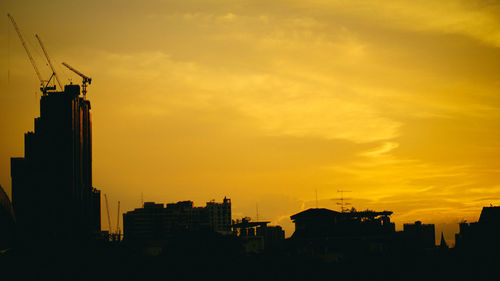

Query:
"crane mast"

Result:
[[35, 34, 63, 90], [62, 62, 92, 96], [116, 201, 121, 235], [7, 14, 44, 85], [104, 194, 112, 235]]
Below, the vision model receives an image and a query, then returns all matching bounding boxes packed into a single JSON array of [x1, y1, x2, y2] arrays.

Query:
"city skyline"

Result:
[[2, 1, 500, 244]]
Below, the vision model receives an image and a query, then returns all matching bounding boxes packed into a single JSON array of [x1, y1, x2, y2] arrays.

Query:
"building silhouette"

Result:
[[289, 208, 395, 258], [291, 208, 394, 238], [10, 85, 101, 242], [0, 185, 15, 250], [206, 198, 232, 233], [123, 197, 231, 242], [231, 217, 285, 253], [455, 206, 500, 253], [401, 221, 435, 251]]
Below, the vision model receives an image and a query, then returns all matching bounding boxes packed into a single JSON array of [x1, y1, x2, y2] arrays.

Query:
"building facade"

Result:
[[11, 85, 101, 242]]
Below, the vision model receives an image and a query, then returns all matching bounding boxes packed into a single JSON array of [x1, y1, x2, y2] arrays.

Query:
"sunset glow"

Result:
[[2, 0, 500, 244]]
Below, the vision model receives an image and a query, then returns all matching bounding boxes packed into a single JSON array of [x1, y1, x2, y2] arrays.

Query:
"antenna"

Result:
[[332, 190, 352, 213], [116, 201, 120, 235], [8, 14, 11, 85], [256, 203, 259, 222], [315, 189, 318, 208]]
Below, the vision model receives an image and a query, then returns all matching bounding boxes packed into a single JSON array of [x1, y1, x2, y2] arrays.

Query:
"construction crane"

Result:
[[62, 62, 92, 96], [35, 34, 62, 90], [116, 201, 121, 235], [104, 194, 112, 234], [7, 14, 43, 83]]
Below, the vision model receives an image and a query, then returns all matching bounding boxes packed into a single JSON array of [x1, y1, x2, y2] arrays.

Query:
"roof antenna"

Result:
[[256, 203, 259, 222], [335, 190, 352, 213], [315, 189, 318, 208]]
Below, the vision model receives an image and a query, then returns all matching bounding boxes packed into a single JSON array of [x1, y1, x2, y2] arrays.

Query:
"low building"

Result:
[[291, 208, 395, 238], [289, 208, 395, 258], [231, 217, 285, 253], [257, 225, 285, 249]]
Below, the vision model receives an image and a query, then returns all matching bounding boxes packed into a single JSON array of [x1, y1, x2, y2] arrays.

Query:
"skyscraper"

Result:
[[11, 84, 100, 242]]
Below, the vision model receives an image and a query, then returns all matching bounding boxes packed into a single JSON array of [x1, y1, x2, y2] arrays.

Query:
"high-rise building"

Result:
[[0, 185, 15, 250], [11, 85, 100, 242]]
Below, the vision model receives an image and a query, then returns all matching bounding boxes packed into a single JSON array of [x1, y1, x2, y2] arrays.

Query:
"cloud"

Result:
[[361, 142, 399, 157], [92, 47, 401, 143], [294, 0, 500, 47]]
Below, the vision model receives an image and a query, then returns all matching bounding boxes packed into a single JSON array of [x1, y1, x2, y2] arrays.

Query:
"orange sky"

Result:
[[1, 1, 500, 244]]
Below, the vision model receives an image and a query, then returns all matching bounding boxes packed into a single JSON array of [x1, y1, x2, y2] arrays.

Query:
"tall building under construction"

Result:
[[11, 84, 101, 241]]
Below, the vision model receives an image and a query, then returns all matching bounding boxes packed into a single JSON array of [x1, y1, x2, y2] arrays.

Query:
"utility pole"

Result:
[[315, 189, 318, 208], [256, 203, 259, 222], [116, 201, 120, 235]]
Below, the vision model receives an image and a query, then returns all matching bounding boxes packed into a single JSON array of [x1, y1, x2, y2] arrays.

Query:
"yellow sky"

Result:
[[1, 0, 500, 243]]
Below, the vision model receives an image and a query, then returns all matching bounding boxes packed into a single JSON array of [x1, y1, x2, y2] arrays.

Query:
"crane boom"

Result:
[[35, 34, 62, 90], [62, 62, 92, 96], [104, 194, 112, 234], [62, 62, 91, 81], [7, 14, 43, 84]]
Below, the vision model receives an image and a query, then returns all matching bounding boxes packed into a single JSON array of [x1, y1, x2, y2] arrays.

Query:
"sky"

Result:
[[1, 0, 500, 244]]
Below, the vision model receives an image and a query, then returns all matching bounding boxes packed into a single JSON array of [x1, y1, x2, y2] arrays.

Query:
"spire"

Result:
[[440, 232, 448, 249]]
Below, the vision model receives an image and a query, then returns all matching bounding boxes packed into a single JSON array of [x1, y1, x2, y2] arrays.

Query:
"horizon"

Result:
[[2, 0, 500, 245]]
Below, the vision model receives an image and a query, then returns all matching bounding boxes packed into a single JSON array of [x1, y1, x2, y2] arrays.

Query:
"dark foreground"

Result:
[[1, 242, 500, 281]]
